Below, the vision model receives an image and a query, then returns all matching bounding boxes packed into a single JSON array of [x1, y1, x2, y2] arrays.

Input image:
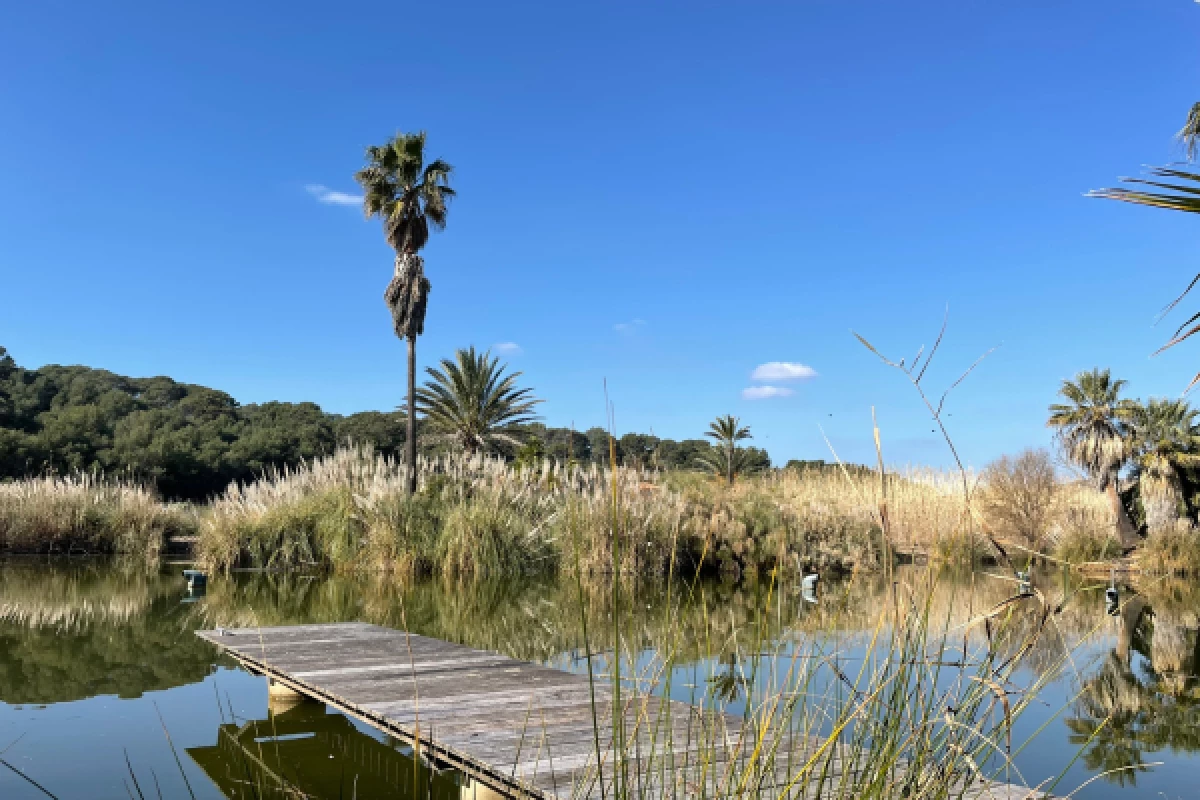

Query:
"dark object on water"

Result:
[[1105, 586, 1120, 616], [182, 569, 207, 590], [801, 573, 819, 604]]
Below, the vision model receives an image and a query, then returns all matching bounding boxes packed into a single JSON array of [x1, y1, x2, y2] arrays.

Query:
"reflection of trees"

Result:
[[187, 700, 462, 800], [0, 560, 216, 704], [1065, 593, 1200, 785], [707, 652, 749, 703]]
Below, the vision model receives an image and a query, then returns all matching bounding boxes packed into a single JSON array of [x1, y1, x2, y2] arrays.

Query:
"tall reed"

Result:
[[0, 473, 192, 560]]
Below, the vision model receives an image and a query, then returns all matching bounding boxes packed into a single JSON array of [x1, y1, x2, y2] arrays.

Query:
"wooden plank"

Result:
[[195, 622, 1043, 800]]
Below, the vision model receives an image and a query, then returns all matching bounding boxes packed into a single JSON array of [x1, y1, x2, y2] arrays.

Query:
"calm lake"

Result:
[[0, 558, 1195, 799]]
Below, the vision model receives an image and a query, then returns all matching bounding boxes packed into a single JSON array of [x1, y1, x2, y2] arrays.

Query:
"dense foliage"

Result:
[[0, 346, 407, 500], [0, 347, 771, 501]]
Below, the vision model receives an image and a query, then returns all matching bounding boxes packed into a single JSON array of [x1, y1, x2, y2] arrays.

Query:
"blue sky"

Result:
[[2, 1, 1198, 469]]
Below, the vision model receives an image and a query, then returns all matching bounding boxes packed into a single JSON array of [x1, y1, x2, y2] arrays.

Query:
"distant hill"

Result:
[[0, 346, 405, 500], [0, 346, 770, 500]]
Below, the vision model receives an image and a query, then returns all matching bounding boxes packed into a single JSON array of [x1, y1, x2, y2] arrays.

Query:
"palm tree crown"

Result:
[[1047, 368, 1135, 487], [1129, 398, 1200, 530], [354, 131, 454, 255], [1048, 368, 1141, 550], [415, 347, 542, 454], [700, 415, 753, 485]]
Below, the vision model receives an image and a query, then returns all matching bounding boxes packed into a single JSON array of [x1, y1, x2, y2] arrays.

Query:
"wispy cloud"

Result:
[[614, 318, 647, 335], [750, 361, 817, 382], [742, 385, 794, 400], [305, 184, 363, 207], [493, 342, 522, 356]]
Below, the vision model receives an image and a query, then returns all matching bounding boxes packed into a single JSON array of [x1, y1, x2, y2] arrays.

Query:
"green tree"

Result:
[[414, 347, 541, 454], [586, 427, 620, 466], [619, 433, 660, 469], [354, 131, 454, 494], [699, 415, 754, 486], [1129, 398, 1200, 531], [1047, 369, 1140, 549]]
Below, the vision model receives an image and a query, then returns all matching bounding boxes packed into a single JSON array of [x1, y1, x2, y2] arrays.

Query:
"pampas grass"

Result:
[[0, 473, 193, 560]]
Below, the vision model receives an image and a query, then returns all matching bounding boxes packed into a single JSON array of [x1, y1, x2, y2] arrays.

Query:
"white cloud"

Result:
[[742, 385, 794, 400], [493, 342, 522, 356], [614, 318, 646, 335], [750, 362, 818, 382], [305, 184, 363, 207]]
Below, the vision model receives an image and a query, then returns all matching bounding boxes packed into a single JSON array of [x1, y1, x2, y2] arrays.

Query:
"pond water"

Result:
[[0, 558, 1196, 799]]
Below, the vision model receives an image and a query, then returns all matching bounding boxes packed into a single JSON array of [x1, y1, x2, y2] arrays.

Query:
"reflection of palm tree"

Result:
[[707, 652, 749, 704], [1066, 595, 1200, 785]]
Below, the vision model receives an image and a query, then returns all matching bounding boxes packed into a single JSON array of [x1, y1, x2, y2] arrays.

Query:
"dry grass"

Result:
[[196, 445, 683, 576], [0, 473, 193, 560]]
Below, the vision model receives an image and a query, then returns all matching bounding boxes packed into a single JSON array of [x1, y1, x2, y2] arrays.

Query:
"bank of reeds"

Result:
[[0, 473, 194, 560], [0, 444, 1126, 576], [191, 444, 1120, 576]]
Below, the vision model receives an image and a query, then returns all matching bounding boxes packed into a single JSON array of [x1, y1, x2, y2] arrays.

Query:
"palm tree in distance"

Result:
[[1047, 369, 1140, 550], [355, 131, 455, 493], [1129, 398, 1200, 531], [700, 415, 753, 486], [415, 347, 542, 455]]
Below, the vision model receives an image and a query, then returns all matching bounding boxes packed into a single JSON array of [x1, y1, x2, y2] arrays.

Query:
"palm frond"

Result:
[[415, 347, 542, 454], [1179, 101, 1200, 162], [353, 131, 455, 254]]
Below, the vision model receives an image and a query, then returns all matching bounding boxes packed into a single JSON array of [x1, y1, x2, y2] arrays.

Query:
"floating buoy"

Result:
[[182, 569, 207, 590], [1017, 571, 1031, 595], [801, 573, 819, 604]]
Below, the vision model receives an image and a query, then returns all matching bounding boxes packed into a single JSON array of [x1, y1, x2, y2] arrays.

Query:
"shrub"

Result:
[[1138, 521, 1200, 575], [978, 449, 1059, 550]]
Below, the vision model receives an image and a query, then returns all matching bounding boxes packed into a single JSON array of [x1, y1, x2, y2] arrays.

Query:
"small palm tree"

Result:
[[354, 131, 454, 493], [1129, 398, 1200, 531], [1047, 369, 1140, 550], [699, 415, 753, 486], [415, 347, 542, 454]]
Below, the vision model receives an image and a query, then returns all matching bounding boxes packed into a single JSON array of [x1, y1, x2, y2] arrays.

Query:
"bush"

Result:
[[978, 449, 1059, 550], [1138, 521, 1200, 575]]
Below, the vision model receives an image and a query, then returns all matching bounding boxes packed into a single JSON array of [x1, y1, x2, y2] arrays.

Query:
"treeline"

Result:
[[0, 348, 771, 501]]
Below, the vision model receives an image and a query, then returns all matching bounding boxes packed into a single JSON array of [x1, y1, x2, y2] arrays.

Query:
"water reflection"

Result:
[[1066, 585, 1200, 785], [0, 559, 216, 704], [1, 560, 1200, 798], [187, 699, 463, 800]]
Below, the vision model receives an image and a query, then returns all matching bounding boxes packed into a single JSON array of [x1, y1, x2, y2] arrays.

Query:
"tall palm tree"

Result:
[[700, 415, 753, 486], [354, 132, 454, 493], [415, 347, 542, 454], [1047, 369, 1140, 550], [1089, 102, 1200, 390], [1129, 398, 1200, 531]]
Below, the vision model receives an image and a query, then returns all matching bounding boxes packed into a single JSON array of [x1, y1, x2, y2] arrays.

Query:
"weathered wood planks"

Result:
[[196, 622, 1041, 800]]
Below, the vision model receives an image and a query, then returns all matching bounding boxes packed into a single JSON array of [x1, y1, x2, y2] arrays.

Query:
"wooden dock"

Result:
[[196, 622, 1040, 800]]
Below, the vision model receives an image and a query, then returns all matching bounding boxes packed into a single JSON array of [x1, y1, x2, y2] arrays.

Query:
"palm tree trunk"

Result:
[[726, 443, 734, 486], [1142, 483, 1180, 533], [406, 334, 417, 495], [1116, 596, 1147, 667], [1106, 482, 1140, 551]]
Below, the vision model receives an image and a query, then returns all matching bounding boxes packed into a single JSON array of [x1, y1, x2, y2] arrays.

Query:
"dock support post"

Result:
[[267, 678, 310, 715]]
